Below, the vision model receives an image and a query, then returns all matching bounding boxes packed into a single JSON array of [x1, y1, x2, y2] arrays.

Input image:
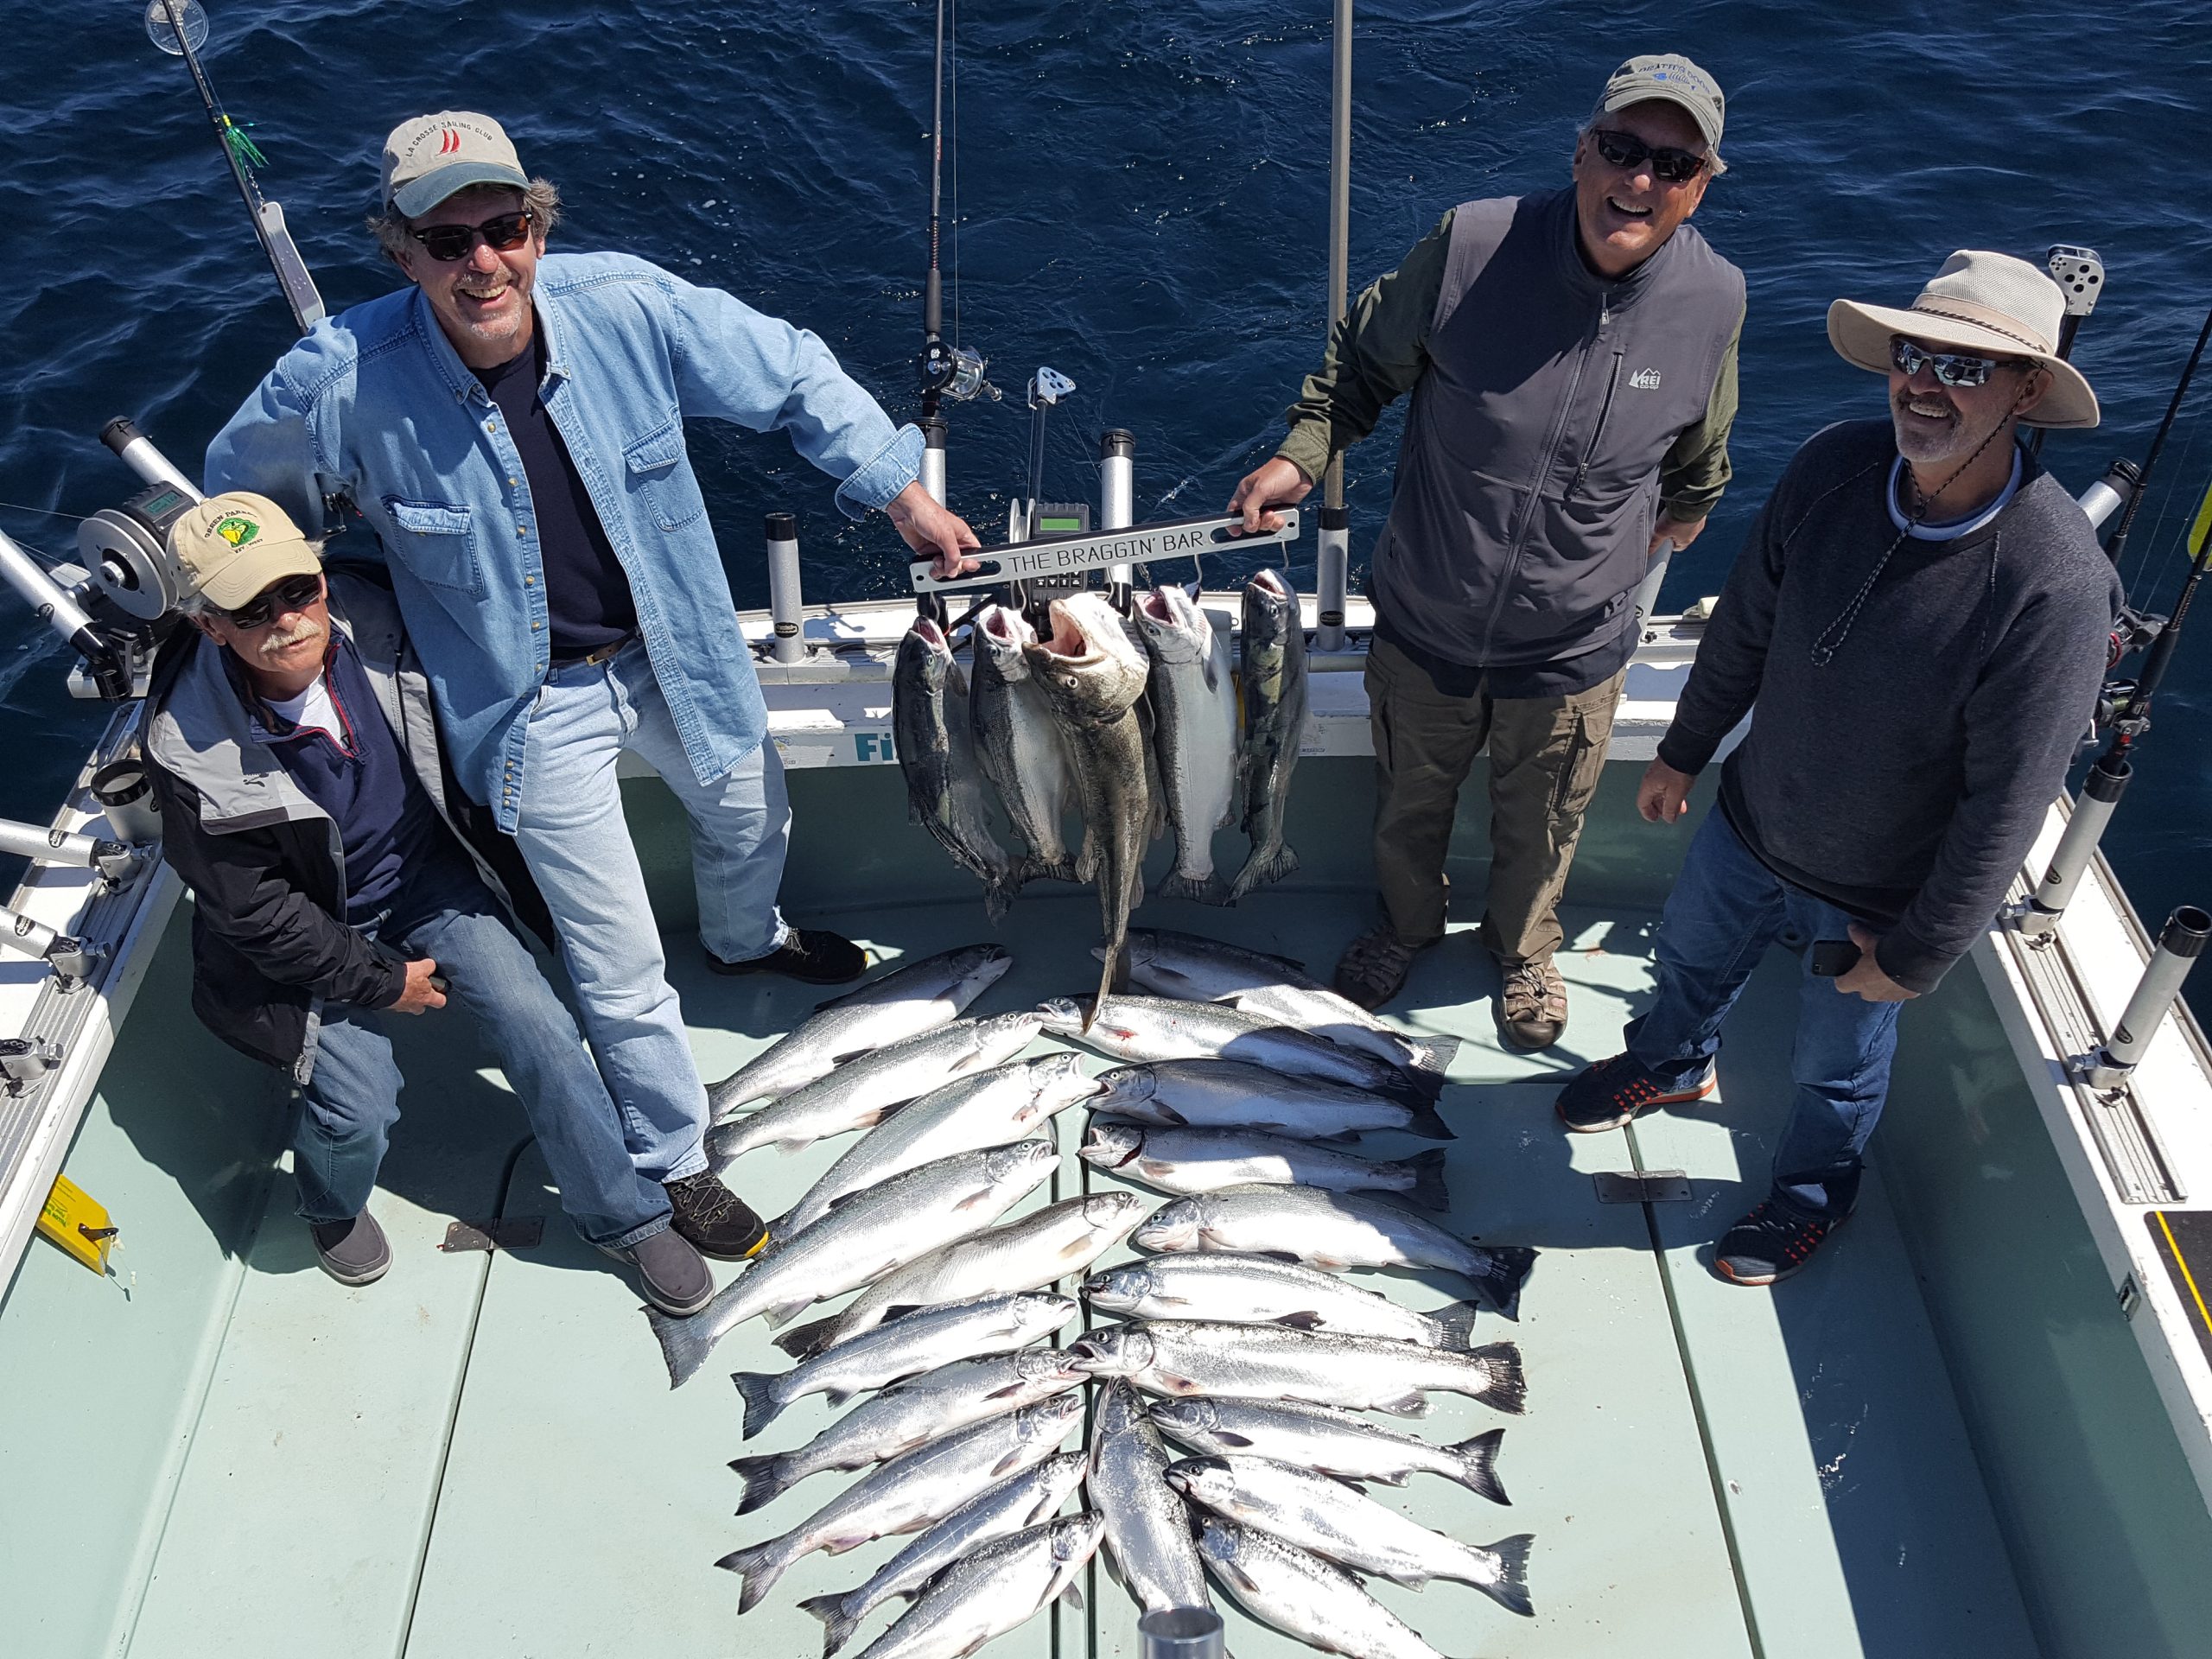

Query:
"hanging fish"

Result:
[[1231, 569, 1308, 899], [969, 603, 1081, 887], [1130, 584, 1239, 904], [892, 617, 1020, 918]]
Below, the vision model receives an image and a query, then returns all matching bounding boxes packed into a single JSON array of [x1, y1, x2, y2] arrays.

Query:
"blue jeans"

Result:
[[511, 641, 792, 1184], [296, 857, 671, 1248], [1625, 810, 1904, 1221]]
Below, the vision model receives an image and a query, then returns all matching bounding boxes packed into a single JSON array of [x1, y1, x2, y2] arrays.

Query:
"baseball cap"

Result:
[[168, 493, 323, 611], [1594, 54, 1726, 170], [380, 111, 529, 218]]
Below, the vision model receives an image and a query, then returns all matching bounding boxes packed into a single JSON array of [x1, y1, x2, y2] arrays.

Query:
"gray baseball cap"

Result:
[[380, 111, 529, 217], [1593, 54, 1726, 170]]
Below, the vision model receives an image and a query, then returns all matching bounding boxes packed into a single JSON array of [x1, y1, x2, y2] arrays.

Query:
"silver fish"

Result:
[[729, 1350, 1086, 1514], [707, 1012, 1047, 1167], [1081, 1254, 1480, 1351], [1090, 1058, 1452, 1141], [1149, 1396, 1509, 1503], [1083, 1122, 1451, 1211], [1134, 1185, 1537, 1317], [970, 604, 1080, 887], [1167, 1454, 1534, 1615], [1040, 994, 1440, 1106], [1130, 586, 1239, 904], [775, 1191, 1155, 1363], [1065, 1320, 1526, 1418], [1089, 1377, 1211, 1614], [647, 1141, 1058, 1389], [893, 617, 1020, 917], [781, 1053, 1103, 1236], [849, 1512, 1104, 1659], [1196, 1516, 1473, 1659], [706, 944, 1014, 1119], [733, 1292, 1078, 1440], [1024, 593, 1154, 1015], [1230, 569, 1307, 899], [715, 1393, 1086, 1614], [797, 1452, 1092, 1659]]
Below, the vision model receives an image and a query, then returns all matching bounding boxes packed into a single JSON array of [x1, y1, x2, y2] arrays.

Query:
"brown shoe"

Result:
[[1334, 925, 1425, 1011], [1497, 957, 1568, 1051]]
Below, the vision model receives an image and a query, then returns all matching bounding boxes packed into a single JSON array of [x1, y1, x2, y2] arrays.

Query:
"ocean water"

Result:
[[2, 0, 2207, 1014]]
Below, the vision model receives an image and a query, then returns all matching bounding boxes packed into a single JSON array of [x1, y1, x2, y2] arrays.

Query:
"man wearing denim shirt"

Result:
[[207, 111, 982, 1259]]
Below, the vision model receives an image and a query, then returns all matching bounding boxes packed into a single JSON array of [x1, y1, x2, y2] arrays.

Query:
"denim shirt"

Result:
[[205, 251, 923, 830]]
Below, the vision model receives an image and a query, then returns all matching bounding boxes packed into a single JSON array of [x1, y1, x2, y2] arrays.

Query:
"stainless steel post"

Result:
[[1102, 429, 1135, 595], [0, 906, 97, 986], [1316, 504, 1349, 650], [1139, 1606, 1224, 1659], [2017, 751, 2130, 937], [764, 512, 806, 664], [921, 416, 948, 506], [2076, 458, 2139, 533], [1631, 548, 1673, 635], [99, 417, 202, 500], [0, 818, 135, 880], [1316, 0, 1353, 647], [2088, 906, 2209, 1081]]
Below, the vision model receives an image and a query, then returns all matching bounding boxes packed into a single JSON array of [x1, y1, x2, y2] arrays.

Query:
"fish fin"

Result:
[[1478, 1534, 1536, 1617], [1271, 1311, 1328, 1332], [1157, 1370, 1205, 1396], [715, 1535, 792, 1615], [1058, 1583, 1086, 1611], [1090, 950, 1118, 1028], [1424, 1300, 1484, 1354], [1406, 1098, 1457, 1141], [1449, 1427, 1511, 1505], [1026, 855, 1079, 885], [822, 1387, 855, 1408], [774, 1314, 842, 1361], [1471, 1246, 1538, 1321], [1210, 1429, 1258, 1448], [1316, 1130, 1363, 1146], [877, 1304, 929, 1324], [1375, 1391, 1431, 1418], [1075, 832, 1102, 886], [1469, 1341, 1529, 1415], [1227, 841, 1299, 900], [984, 872, 1020, 922], [731, 1370, 786, 1440], [1403, 1147, 1452, 1212], [1306, 1253, 1353, 1272], [645, 1305, 721, 1390], [1158, 869, 1231, 906], [1404, 1032, 1462, 1081], [1252, 1250, 1304, 1266], [795, 1593, 861, 1659], [728, 1452, 798, 1516], [760, 1296, 817, 1332]]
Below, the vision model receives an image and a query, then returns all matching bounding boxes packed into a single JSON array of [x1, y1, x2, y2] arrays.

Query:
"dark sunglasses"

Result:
[[220, 573, 323, 630], [1888, 335, 2027, 388], [1590, 127, 1708, 185], [409, 210, 534, 263]]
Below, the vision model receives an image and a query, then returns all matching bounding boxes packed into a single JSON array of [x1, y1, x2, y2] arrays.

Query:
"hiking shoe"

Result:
[[600, 1228, 715, 1318], [309, 1210, 391, 1287], [1554, 1052, 1717, 1134], [1334, 925, 1426, 1010], [666, 1171, 771, 1261], [707, 928, 866, 985], [1713, 1199, 1846, 1286], [1497, 957, 1569, 1052]]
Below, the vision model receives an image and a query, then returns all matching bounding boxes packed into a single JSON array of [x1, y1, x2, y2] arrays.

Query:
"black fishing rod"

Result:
[[2101, 297, 2212, 572]]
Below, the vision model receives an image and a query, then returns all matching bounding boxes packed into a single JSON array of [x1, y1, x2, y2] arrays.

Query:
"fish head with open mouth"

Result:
[[1020, 593, 1149, 721], [1088, 1064, 1162, 1116], [1079, 1262, 1157, 1312], [974, 603, 1038, 680], [1078, 1122, 1146, 1169], [1129, 582, 1211, 668], [984, 1139, 1065, 1190], [1046, 1510, 1109, 1580], [1131, 1195, 1205, 1253], [945, 943, 1017, 1000], [1161, 1455, 1236, 1504], [1035, 996, 1088, 1036], [1017, 1389, 1090, 1440], [1012, 1347, 1090, 1385], [1065, 1323, 1155, 1376], [1033, 1052, 1109, 1112]]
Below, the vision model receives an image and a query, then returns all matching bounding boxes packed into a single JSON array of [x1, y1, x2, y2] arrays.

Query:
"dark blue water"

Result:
[[3, 1, 2208, 1013]]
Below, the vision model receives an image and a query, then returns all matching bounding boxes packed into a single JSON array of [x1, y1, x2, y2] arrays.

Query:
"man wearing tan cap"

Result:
[[1555, 251, 2121, 1286], [1228, 54, 1745, 1050], [204, 111, 980, 1262], [142, 493, 728, 1314]]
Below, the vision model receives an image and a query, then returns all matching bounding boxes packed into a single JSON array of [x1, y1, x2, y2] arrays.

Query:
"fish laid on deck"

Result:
[[1131, 584, 1240, 904], [846, 1512, 1104, 1659], [1088, 1377, 1213, 1615], [1082, 1122, 1451, 1210], [969, 603, 1082, 887], [1090, 1059, 1453, 1141], [1230, 569, 1309, 899], [1149, 1396, 1509, 1503], [893, 617, 1020, 916], [1196, 1516, 1475, 1659], [1042, 994, 1440, 1105], [1081, 1254, 1482, 1351]]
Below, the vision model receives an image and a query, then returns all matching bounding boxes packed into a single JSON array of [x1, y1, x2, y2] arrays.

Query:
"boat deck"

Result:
[[2, 869, 2048, 1659]]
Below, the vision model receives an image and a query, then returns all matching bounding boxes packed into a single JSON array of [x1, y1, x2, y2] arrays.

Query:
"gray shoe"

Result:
[[601, 1227, 714, 1318], [1334, 925, 1425, 1011], [1497, 957, 1568, 1052], [309, 1210, 391, 1287]]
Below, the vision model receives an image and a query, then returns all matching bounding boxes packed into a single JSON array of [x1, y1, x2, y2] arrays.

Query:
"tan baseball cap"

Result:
[[168, 493, 323, 610], [1594, 54, 1727, 172], [380, 110, 529, 217]]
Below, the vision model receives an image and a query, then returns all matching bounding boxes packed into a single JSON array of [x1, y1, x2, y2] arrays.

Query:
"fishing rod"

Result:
[[146, 0, 324, 336], [2100, 296, 2212, 572], [917, 0, 992, 432]]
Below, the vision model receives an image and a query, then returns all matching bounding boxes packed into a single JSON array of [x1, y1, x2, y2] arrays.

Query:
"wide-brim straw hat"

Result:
[[1827, 249, 2099, 429]]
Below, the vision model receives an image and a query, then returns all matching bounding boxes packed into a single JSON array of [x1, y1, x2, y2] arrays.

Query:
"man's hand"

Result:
[[1227, 457, 1314, 536], [887, 481, 983, 582], [1649, 514, 1707, 558], [1637, 757, 1696, 823], [1835, 923, 1918, 1003], [388, 957, 448, 1016]]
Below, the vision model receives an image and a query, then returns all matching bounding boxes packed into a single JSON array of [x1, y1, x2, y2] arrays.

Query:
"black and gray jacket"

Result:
[[143, 569, 547, 1080]]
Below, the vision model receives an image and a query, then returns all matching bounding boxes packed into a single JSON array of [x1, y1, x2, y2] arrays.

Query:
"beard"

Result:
[[1890, 389, 1979, 464]]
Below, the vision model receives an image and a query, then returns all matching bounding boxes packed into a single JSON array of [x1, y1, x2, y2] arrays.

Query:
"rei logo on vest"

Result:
[[1629, 367, 1663, 390]]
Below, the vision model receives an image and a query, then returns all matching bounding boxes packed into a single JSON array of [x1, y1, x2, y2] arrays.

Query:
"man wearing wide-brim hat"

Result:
[[1554, 249, 2122, 1285]]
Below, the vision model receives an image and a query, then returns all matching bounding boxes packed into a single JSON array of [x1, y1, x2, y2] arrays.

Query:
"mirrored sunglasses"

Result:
[[1888, 335, 2023, 388]]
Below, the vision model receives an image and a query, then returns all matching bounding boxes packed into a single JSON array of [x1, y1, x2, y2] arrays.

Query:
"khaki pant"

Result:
[[1365, 636, 1624, 964]]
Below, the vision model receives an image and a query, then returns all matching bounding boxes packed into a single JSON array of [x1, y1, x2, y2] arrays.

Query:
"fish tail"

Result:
[[1087, 948, 1119, 1029], [1447, 1427, 1511, 1505], [715, 1535, 795, 1615], [774, 1313, 844, 1362], [1228, 840, 1299, 900], [645, 1306, 721, 1390], [1403, 1147, 1452, 1212], [731, 1369, 787, 1440], [1469, 1341, 1528, 1415], [1158, 868, 1231, 906], [1026, 855, 1079, 885], [795, 1592, 862, 1659], [1405, 1097, 1458, 1141], [1407, 1032, 1462, 1081], [701, 1118, 751, 1174], [984, 872, 1020, 923], [728, 1450, 799, 1516], [1471, 1244, 1538, 1320], [1425, 1300, 1484, 1353], [1477, 1533, 1536, 1617]]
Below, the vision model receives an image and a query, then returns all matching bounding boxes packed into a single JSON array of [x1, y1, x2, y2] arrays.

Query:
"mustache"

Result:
[[257, 615, 325, 658]]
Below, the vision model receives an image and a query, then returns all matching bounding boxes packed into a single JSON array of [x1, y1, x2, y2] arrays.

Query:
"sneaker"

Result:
[[309, 1209, 391, 1287], [599, 1228, 715, 1318], [665, 1171, 771, 1261], [1497, 957, 1569, 1051], [1334, 925, 1427, 1010], [1713, 1198, 1847, 1286], [1554, 1052, 1717, 1134], [707, 928, 866, 985]]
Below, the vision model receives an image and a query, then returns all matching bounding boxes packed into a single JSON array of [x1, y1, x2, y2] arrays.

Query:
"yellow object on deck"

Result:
[[36, 1173, 117, 1276]]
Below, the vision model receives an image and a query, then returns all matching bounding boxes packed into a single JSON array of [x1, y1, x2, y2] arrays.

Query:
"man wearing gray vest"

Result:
[[1230, 54, 1745, 1049]]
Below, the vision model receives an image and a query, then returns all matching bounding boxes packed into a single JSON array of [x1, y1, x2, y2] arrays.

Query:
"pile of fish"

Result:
[[673, 932, 1538, 1659], [891, 572, 1310, 1009]]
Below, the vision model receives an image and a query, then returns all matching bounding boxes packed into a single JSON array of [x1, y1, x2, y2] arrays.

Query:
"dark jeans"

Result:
[[294, 856, 671, 1248], [1625, 810, 1903, 1220]]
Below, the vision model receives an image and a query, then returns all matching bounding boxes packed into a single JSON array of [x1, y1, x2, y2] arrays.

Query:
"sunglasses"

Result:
[[409, 210, 534, 263], [1888, 335, 2027, 388], [220, 573, 323, 630], [1589, 127, 1708, 185]]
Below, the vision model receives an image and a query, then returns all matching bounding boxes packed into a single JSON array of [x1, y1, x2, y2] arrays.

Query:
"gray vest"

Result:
[[1375, 188, 1744, 670]]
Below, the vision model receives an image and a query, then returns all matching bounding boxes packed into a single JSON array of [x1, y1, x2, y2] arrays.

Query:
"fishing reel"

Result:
[[924, 339, 998, 404]]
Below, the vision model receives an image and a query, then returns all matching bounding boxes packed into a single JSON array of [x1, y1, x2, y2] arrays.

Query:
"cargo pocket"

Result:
[[625, 419, 706, 531], [1548, 711, 1598, 817], [380, 499, 484, 599]]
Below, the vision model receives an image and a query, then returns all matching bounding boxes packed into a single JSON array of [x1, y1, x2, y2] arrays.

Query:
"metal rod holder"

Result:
[[1632, 547, 1674, 636], [1139, 1606, 1224, 1659], [921, 416, 948, 506], [763, 512, 807, 665], [2015, 751, 2131, 937], [0, 905, 100, 988], [0, 1037, 63, 1094], [1101, 429, 1135, 601], [99, 417, 202, 501], [2079, 906, 2209, 1086], [0, 817, 138, 884], [2077, 458, 2139, 535], [1315, 504, 1349, 651]]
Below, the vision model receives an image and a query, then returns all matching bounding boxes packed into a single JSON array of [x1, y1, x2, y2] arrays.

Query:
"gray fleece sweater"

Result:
[[1657, 419, 2121, 993]]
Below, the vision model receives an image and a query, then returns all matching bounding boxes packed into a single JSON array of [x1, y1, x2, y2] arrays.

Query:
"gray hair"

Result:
[[365, 175, 563, 263]]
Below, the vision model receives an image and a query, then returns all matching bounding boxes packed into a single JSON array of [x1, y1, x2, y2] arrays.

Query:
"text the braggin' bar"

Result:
[[906, 511, 1301, 594]]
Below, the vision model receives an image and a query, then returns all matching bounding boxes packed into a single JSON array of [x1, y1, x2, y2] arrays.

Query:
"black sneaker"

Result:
[[1554, 1052, 1716, 1134], [1713, 1199, 1846, 1287], [599, 1227, 714, 1318], [665, 1171, 771, 1261], [309, 1210, 391, 1287], [706, 928, 866, 985]]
